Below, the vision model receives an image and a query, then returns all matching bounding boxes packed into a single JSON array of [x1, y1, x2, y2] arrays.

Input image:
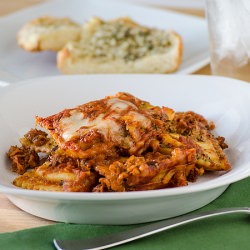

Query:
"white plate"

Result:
[[0, 74, 250, 225], [126, 0, 205, 9], [0, 0, 209, 82]]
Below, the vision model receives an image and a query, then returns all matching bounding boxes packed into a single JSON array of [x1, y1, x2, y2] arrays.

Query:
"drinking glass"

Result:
[[205, 0, 250, 82]]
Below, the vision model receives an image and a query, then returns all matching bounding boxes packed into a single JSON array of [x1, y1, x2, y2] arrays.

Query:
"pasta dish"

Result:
[[7, 92, 230, 192]]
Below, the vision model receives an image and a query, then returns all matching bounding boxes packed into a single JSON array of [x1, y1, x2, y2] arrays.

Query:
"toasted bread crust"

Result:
[[17, 16, 183, 73], [17, 16, 81, 52], [57, 17, 183, 74]]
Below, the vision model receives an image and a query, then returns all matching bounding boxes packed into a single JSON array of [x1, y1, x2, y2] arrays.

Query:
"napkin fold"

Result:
[[1, 177, 249, 250]]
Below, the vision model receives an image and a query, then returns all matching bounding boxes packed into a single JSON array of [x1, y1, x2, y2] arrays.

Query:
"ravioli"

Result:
[[7, 92, 230, 192]]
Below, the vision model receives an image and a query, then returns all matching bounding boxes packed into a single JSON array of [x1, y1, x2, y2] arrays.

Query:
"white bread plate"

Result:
[[0, 0, 209, 81]]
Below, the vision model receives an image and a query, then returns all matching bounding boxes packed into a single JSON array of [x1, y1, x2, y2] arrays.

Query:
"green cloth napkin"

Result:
[[1, 177, 250, 250]]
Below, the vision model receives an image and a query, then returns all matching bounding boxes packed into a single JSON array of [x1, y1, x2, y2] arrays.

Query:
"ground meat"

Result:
[[168, 111, 210, 135], [216, 136, 228, 149], [7, 146, 40, 174], [24, 128, 48, 146]]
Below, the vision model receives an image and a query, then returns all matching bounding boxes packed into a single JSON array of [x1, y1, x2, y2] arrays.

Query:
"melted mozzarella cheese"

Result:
[[128, 111, 151, 126], [107, 97, 138, 110], [59, 110, 119, 141], [59, 97, 150, 142]]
